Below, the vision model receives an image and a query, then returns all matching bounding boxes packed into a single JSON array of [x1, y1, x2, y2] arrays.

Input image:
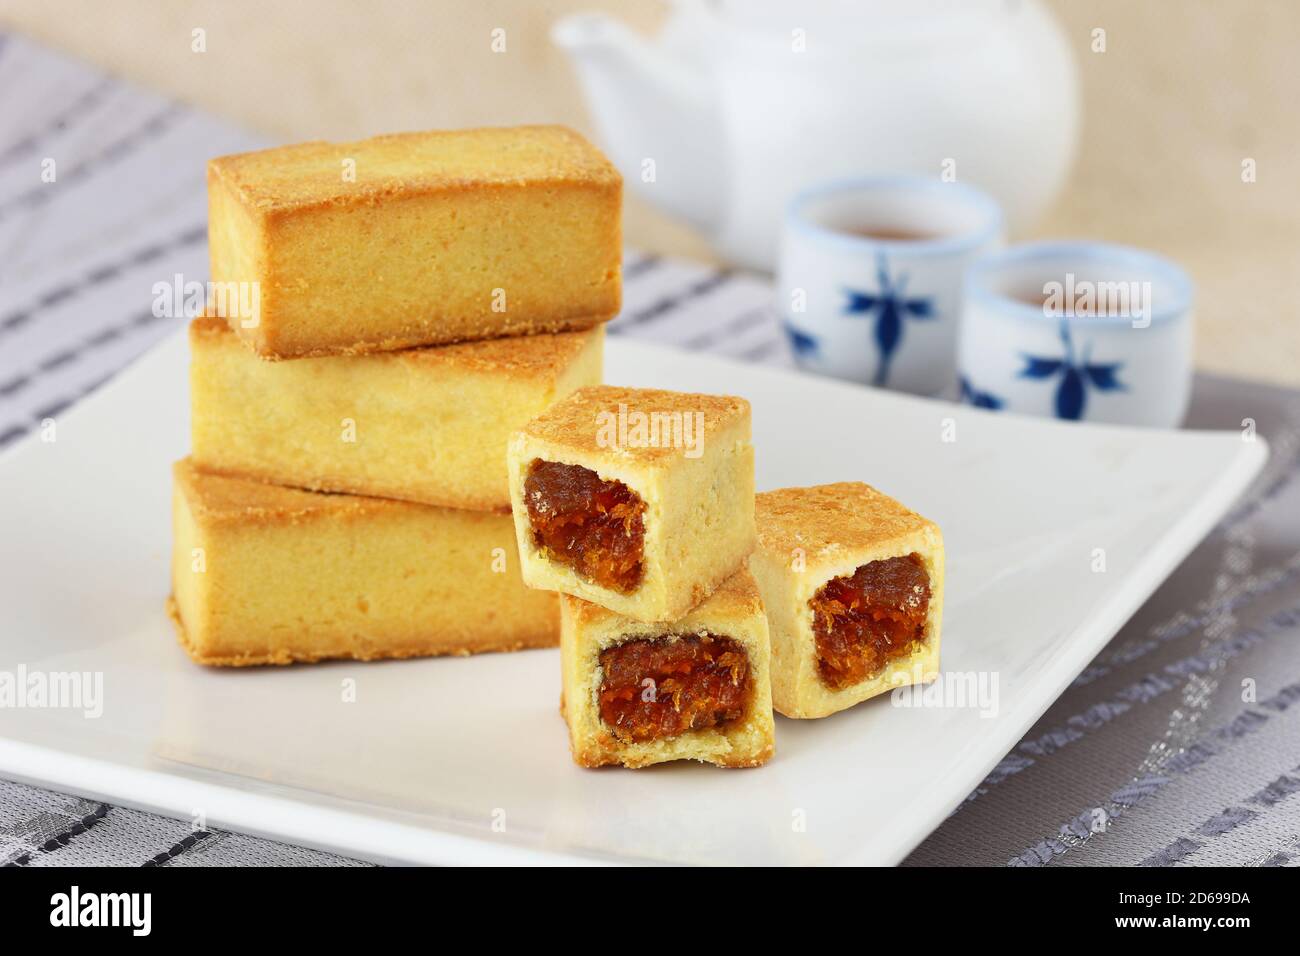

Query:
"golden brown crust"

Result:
[[166, 596, 554, 666], [570, 737, 774, 770], [188, 463, 515, 515], [755, 482, 940, 559], [179, 457, 524, 521], [519, 385, 751, 463], [174, 458, 420, 524], [231, 311, 615, 361], [189, 315, 233, 340], [193, 314, 606, 379], [561, 568, 764, 631], [208, 125, 621, 213]]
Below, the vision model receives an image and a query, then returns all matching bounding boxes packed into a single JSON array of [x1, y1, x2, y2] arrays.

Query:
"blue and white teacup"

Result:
[[958, 241, 1195, 427], [778, 176, 1004, 396]]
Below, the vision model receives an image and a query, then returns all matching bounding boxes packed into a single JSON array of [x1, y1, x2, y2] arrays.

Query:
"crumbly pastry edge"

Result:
[[166, 596, 556, 667], [192, 315, 607, 380], [558, 575, 776, 769], [190, 461, 516, 515], [208, 125, 623, 212], [754, 481, 941, 563], [517, 384, 751, 462], [229, 310, 616, 362]]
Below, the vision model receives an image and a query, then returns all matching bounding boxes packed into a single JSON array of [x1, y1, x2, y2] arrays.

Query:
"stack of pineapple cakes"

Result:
[[170, 125, 947, 773], [169, 126, 619, 665]]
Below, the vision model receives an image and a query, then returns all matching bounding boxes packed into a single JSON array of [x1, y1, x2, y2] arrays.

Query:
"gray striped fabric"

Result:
[[1, 32, 1298, 867]]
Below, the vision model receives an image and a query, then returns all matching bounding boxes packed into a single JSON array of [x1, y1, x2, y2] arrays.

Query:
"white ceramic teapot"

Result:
[[553, 0, 1080, 271]]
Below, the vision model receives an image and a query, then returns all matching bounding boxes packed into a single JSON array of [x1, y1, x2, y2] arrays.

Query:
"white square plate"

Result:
[[0, 330, 1266, 865]]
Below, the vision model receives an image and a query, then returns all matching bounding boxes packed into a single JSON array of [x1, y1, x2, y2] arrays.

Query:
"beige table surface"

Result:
[[4, 0, 1297, 386]]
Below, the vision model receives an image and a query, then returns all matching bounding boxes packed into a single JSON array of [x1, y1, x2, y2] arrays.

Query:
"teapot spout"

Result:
[[552, 12, 724, 233]]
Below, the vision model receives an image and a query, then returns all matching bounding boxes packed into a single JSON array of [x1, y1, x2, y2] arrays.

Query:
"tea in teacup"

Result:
[[1015, 275, 1153, 320], [1015, 290, 1124, 317], [842, 226, 944, 243]]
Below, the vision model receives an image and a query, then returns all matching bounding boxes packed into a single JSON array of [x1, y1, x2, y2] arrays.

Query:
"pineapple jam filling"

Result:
[[810, 553, 931, 691], [524, 460, 646, 592], [598, 634, 751, 743]]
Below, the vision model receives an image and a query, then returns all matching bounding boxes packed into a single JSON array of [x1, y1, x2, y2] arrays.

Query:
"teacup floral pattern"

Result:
[[960, 320, 1126, 421], [782, 321, 819, 359], [843, 253, 936, 387], [959, 376, 1004, 410], [1017, 319, 1125, 421], [780, 252, 939, 385]]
